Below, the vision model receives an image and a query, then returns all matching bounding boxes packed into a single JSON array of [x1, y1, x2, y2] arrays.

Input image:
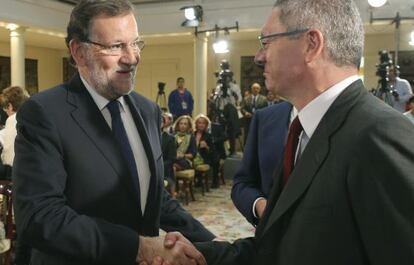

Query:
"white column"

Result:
[[193, 34, 208, 116], [9, 26, 26, 88]]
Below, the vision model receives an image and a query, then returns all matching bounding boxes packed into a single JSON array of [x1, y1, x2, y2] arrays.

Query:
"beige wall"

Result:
[[0, 41, 66, 92], [136, 43, 194, 105]]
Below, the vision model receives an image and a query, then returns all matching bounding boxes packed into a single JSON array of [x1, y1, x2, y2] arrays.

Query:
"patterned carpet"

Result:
[[181, 182, 255, 242]]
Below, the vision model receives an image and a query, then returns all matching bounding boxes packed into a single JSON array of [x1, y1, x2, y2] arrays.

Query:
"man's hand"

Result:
[[137, 233, 206, 265], [255, 198, 267, 219]]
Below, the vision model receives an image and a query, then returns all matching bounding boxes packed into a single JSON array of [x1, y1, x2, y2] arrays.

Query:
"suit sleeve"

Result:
[[195, 237, 256, 265], [160, 189, 215, 242], [231, 113, 263, 225], [347, 116, 414, 265], [13, 99, 139, 265]]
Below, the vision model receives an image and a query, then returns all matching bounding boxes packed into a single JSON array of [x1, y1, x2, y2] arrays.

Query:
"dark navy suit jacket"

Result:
[[13, 74, 213, 265], [231, 101, 292, 225]]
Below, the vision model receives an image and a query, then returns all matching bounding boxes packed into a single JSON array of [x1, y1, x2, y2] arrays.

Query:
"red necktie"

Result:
[[283, 116, 303, 186]]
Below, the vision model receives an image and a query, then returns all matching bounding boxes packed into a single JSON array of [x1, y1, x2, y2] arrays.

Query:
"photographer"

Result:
[[211, 60, 241, 156], [389, 65, 413, 113]]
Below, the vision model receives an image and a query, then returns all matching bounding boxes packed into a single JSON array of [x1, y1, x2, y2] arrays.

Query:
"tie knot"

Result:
[[290, 116, 303, 136], [107, 100, 121, 118]]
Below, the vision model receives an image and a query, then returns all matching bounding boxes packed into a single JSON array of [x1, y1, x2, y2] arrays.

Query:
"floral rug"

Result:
[[181, 183, 255, 242]]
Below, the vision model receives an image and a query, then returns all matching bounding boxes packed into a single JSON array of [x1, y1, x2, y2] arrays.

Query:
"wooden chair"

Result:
[[195, 164, 210, 194], [0, 180, 14, 265], [175, 169, 195, 205]]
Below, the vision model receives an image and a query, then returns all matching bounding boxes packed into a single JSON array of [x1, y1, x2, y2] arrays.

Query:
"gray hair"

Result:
[[273, 0, 364, 68], [65, 0, 134, 65]]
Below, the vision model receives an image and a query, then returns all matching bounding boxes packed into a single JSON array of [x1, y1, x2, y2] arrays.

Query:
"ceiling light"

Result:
[[6, 23, 19, 31], [368, 0, 387, 8], [213, 40, 229, 54], [184, 8, 196, 20], [180, 5, 203, 28]]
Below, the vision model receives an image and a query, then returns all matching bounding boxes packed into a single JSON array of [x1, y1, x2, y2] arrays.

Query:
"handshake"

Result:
[[137, 232, 207, 265]]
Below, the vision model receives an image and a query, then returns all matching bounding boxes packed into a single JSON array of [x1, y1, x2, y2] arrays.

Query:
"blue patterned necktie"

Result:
[[106, 100, 140, 191]]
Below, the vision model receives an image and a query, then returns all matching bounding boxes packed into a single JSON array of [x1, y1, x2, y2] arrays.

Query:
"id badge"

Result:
[[181, 101, 188, 110]]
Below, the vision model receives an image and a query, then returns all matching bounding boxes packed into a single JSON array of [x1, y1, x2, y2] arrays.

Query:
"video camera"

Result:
[[214, 60, 234, 97], [376, 50, 392, 88], [158, 82, 166, 95], [373, 50, 398, 105]]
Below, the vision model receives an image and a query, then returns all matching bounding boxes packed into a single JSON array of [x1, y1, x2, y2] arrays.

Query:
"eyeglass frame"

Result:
[[83, 38, 145, 55], [258, 28, 309, 50]]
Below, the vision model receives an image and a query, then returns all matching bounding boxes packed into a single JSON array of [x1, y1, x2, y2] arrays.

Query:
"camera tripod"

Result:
[[373, 78, 396, 107], [155, 90, 168, 112]]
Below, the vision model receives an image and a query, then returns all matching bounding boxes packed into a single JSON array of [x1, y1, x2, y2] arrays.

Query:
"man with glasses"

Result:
[[12, 1, 207, 265], [162, 0, 414, 264]]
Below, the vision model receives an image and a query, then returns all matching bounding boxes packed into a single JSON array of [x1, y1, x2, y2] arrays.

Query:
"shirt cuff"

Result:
[[252, 197, 266, 219]]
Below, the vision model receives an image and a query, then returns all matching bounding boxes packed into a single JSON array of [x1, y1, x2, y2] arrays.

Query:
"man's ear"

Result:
[[304, 29, 324, 64], [69, 39, 87, 67]]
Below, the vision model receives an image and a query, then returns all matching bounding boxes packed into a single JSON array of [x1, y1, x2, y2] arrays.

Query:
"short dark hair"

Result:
[[65, 0, 134, 64], [177, 77, 185, 83], [0, 86, 29, 112]]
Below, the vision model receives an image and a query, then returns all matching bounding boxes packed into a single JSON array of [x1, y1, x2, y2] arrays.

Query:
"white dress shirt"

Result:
[[297, 75, 360, 156], [81, 76, 150, 213]]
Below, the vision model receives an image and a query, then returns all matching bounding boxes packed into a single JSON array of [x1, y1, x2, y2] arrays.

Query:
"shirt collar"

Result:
[[80, 75, 127, 112], [298, 75, 360, 138]]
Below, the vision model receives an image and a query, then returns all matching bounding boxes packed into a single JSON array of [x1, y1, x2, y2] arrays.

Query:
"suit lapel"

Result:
[[258, 80, 365, 238], [67, 75, 127, 178], [67, 74, 145, 212]]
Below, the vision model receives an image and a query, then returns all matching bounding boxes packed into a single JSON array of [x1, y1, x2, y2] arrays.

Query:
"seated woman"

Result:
[[173, 115, 196, 171], [194, 114, 220, 188]]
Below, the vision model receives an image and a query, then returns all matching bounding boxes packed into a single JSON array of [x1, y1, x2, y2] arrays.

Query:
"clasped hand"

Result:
[[137, 232, 207, 265]]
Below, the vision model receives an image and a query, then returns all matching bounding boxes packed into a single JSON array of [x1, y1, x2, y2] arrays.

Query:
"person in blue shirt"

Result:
[[168, 77, 194, 120]]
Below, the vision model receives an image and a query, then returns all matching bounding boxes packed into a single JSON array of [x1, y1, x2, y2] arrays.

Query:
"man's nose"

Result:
[[120, 47, 139, 65], [254, 49, 265, 68]]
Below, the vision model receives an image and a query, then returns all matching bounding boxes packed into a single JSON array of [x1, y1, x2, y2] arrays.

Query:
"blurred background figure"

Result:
[[404, 95, 414, 124], [162, 112, 174, 134], [168, 77, 194, 120], [241, 83, 267, 143], [388, 65, 413, 113], [161, 113, 177, 196], [193, 114, 220, 189], [265, 91, 280, 106], [0, 86, 29, 179]]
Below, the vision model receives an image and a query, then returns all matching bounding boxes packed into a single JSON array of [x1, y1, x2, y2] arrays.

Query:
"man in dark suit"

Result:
[[162, 0, 414, 264], [231, 102, 292, 225], [240, 83, 267, 143], [12, 1, 206, 265]]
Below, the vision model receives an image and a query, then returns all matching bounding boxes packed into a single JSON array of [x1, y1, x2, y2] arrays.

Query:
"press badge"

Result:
[[181, 101, 188, 110]]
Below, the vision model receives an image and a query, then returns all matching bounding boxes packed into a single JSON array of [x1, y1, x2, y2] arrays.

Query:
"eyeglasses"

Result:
[[84, 39, 145, 55], [258, 28, 309, 50]]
